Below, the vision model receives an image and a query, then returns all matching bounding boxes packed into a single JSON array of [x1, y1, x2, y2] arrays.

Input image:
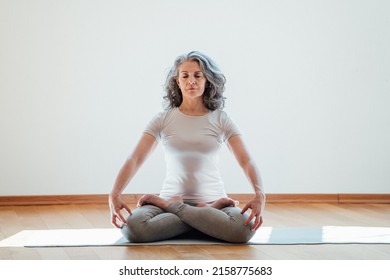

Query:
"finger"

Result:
[[116, 210, 128, 225], [123, 204, 132, 215], [244, 211, 255, 226], [137, 195, 146, 207], [257, 216, 264, 229], [241, 204, 249, 214], [253, 216, 263, 231], [251, 214, 261, 231], [111, 215, 121, 229]]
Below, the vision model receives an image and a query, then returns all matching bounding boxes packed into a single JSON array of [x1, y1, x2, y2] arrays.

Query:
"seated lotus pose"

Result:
[[108, 51, 265, 243]]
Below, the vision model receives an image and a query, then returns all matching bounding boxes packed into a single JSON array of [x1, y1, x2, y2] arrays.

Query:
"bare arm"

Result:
[[227, 135, 265, 231], [109, 133, 158, 228]]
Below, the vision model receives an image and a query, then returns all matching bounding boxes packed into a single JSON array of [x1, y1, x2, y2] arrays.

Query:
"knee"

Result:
[[120, 205, 162, 243], [221, 207, 256, 243], [225, 225, 256, 243], [120, 214, 147, 243]]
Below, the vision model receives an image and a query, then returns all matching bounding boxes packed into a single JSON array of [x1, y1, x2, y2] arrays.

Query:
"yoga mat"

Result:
[[0, 226, 389, 247]]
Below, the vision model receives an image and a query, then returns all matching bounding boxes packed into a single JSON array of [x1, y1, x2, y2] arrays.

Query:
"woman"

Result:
[[109, 51, 265, 243]]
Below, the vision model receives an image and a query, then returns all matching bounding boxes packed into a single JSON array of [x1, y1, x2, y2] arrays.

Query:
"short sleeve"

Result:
[[144, 111, 165, 141], [221, 111, 241, 141]]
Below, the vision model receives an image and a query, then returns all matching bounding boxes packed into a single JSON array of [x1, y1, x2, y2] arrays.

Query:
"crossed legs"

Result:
[[121, 195, 256, 243]]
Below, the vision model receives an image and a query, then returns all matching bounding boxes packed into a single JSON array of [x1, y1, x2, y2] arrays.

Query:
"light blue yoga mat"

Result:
[[0, 226, 389, 247]]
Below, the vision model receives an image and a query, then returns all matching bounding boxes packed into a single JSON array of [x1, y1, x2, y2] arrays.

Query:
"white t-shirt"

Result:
[[144, 107, 241, 204]]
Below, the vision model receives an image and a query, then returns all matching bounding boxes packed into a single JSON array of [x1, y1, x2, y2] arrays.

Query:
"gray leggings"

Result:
[[121, 201, 256, 243]]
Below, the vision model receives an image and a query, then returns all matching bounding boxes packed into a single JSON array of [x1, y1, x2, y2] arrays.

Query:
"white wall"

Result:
[[0, 0, 389, 196]]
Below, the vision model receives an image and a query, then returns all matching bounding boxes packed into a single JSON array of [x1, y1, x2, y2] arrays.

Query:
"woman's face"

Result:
[[177, 60, 207, 102]]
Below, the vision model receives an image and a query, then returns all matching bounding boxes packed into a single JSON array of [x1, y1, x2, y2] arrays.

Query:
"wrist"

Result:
[[254, 191, 266, 200], [109, 192, 121, 198]]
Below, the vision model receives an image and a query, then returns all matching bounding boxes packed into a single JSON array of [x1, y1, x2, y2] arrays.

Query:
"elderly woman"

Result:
[[109, 51, 265, 243]]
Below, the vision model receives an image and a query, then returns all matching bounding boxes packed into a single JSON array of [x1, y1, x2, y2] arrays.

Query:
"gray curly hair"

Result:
[[163, 51, 226, 110]]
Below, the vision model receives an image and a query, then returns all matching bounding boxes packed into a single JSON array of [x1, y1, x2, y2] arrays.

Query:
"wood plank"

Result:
[[36, 248, 70, 260], [339, 194, 390, 204], [1, 203, 390, 260], [63, 247, 100, 260], [1, 193, 390, 206], [266, 194, 339, 203], [5, 247, 42, 260]]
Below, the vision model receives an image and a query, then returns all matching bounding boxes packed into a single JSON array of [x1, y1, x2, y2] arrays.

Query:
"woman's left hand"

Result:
[[241, 193, 266, 231]]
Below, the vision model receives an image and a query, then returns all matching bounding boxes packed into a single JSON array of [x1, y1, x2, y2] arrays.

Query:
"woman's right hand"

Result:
[[109, 194, 132, 228]]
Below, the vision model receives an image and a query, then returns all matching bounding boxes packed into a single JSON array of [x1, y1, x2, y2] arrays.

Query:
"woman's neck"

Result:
[[179, 100, 208, 116]]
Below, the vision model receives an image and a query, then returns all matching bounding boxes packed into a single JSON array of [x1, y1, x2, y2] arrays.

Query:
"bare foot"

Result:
[[209, 197, 238, 209], [137, 194, 184, 210], [137, 194, 169, 209], [196, 202, 208, 207]]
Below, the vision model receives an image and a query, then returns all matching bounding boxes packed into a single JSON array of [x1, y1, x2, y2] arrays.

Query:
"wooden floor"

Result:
[[0, 203, 389, 260]]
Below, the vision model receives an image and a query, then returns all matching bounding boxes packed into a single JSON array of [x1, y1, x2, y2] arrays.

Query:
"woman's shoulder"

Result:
[[144, 108, 176, 137], [150, 107, 176, 119], [209, 108, 231, 120], [146, 108, 178, 128], [210, 108, 239, 127]]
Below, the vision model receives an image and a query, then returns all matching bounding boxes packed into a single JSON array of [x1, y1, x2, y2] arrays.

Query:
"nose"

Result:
[[188, 77, 196, 85]]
